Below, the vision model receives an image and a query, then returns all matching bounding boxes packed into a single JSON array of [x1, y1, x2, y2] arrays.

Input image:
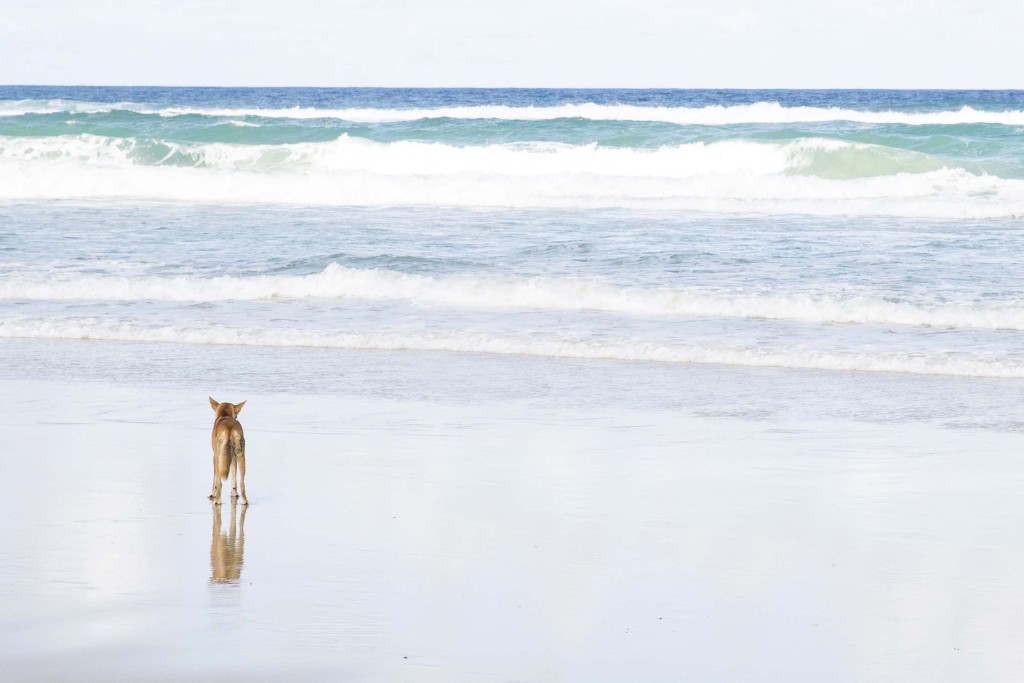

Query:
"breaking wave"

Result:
[[0, 134, 1019, 216]]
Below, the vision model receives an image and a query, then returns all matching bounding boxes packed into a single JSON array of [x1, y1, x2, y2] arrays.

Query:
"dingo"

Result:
[[208, 397, 248, 506]]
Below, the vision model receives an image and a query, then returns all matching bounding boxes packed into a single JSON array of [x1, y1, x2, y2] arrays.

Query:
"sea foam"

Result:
[[2, 317, 1021, 379], [3, 264, 1023, 331]]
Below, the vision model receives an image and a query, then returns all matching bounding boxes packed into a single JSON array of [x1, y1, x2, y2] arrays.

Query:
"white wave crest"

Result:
[[6, 99, 1024, 126], [0, 133, 812, 176], [4, 264, 1024, 331], [2, 317, 1021, 379], [0, 99, 123, 117], [234, 102, 1024, 126], [0, 133, 1019, 216]]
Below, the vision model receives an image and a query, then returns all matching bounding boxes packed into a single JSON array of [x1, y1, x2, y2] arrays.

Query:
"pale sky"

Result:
[[1, 0, 1021, 88]]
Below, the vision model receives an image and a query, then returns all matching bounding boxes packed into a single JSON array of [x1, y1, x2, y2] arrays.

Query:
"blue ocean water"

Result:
[[2, 87, 1024, 420]]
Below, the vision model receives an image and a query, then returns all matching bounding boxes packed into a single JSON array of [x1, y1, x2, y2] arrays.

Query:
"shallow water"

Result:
[[3, 203, 1024, 385]]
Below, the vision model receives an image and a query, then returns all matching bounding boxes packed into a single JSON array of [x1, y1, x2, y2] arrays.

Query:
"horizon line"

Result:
[[3, 84, 1024, 92]]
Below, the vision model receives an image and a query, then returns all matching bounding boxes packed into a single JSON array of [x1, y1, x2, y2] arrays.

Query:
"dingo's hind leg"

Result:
[[230, 454, 239, 501], [209, 471, 221, 502], [234, 430, 248, 506], [210, 433, 231, 505], [237, 455, 248, 506]]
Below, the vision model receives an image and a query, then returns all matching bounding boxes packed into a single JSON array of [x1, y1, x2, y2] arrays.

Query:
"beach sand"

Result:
[[3, 347, 1024, 681]]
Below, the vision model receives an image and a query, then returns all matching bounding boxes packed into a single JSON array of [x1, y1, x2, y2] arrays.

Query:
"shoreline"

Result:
[[2, 337, 1023, 432]]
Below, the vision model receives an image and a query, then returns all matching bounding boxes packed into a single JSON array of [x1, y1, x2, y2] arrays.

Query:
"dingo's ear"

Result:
[[234, 401, 246, 415], [209, 397, 220, 411]]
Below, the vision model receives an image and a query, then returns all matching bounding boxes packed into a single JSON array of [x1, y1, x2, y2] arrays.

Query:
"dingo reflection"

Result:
[[210, 501, 246, 585]]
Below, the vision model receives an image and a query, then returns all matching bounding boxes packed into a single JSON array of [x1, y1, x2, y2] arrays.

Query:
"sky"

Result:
[[1, 0, 1021, 88]]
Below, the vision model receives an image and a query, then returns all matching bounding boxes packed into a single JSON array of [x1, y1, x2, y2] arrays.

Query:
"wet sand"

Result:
[[2, 377, 1024, 681]]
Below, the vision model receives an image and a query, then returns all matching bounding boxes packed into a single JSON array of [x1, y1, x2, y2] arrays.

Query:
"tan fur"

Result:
[[210, 501, 246, 584], [209, 397, 248, 505]]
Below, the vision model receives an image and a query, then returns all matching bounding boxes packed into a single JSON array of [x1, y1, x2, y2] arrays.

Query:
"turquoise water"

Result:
[[1, 87, 1024, 420], [2, 87, 1024, 209]]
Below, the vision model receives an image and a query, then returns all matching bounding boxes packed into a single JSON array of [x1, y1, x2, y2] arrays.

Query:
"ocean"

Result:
[[2, 88, 1024, 415], [4, 87, 1024, 681]]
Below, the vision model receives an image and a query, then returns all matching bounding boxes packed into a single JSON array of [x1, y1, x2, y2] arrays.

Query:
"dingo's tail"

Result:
[[215, 433, 232, 481], [215, 429, 244, 481], [215, 428, 245, 480], [229, 430, 245, 475]]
